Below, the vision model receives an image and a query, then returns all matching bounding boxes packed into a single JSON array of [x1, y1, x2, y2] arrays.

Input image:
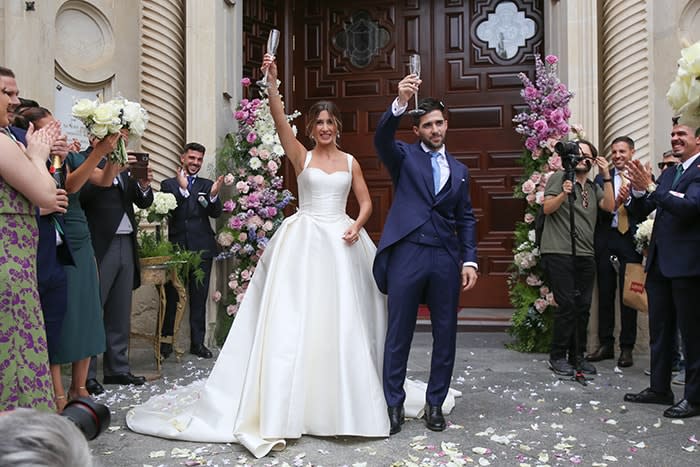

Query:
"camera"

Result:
[[61, 397, 111, 440], [555, 141, 583, 181]]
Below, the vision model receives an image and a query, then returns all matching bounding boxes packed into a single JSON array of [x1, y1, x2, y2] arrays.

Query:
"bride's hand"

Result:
[[261, 53, 278, 86], [342, 226, 360, 245]]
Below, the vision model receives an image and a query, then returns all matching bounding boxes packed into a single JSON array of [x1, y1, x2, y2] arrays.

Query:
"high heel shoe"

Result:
[[69, 386, 90, 401]]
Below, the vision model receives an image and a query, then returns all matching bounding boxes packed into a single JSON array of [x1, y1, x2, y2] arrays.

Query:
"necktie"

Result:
[[187, 175, 195, 191], [617, 173, 629, 234], [430, 152, 441, 195], [671, 163, 684, 190]]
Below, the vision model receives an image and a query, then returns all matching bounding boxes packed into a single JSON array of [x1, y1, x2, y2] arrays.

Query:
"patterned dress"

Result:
[[0, 173, 54, 412]]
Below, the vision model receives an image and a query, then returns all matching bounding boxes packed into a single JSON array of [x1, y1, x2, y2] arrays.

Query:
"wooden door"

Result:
[[278, 0, 543, 308]]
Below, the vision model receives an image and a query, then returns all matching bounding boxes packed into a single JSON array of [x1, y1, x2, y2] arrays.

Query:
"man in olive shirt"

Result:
[[540, 140, 614, 377]]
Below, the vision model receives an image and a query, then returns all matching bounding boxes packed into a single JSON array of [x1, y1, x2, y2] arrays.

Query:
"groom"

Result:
[[373, 73, 478, 434]]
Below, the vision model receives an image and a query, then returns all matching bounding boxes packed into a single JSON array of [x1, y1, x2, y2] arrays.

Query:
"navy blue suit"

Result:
[[160, 176, 222, 346], [628, 157, 700, 404], [373, 107, 477, 408], [593, 168, 643, 351]]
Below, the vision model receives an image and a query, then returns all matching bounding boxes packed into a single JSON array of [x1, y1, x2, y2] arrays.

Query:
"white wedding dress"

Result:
[[127, 153, 460, 458]]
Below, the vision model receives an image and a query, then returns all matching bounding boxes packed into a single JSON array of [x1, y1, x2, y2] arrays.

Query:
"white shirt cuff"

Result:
[[179, 186, 190, 198], [631, 188, 646, 198], [392, 97, 408, 116], [463, 262, 478, 270]]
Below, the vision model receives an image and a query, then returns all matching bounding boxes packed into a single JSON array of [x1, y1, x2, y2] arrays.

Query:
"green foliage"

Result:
[[137, 230, 205, 287], [214, 304, 234, 347]]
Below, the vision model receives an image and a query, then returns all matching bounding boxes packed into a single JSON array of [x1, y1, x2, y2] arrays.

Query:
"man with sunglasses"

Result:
[[658, 150, 681, 171], [589, 137, 644, 368]]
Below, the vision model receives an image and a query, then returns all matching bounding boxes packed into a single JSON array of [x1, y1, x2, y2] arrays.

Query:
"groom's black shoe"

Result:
[[190, 344, 213, 359], [423, 403, 446, 431], [388, 405, 405, 435]]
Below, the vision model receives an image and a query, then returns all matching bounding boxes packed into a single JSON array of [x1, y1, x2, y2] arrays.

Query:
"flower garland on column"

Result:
[[508, 55, 576, 352], [214, 78, 299, 341]]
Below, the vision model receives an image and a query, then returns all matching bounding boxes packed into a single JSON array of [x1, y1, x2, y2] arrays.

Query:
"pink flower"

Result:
[[524, 86, 539, 100], [263, 220, 274, 231], [526, 274, 543, 286], [529, 172, 542, 184], [267, 160, 279, 173], [246, 132, 258, 144], [525, 137, 538, 151], [547, 154, 563, 171], [241, 269, 251, 280], [534, 298, 548, 312], [234, 110, 245, 121], [223, 200, 236, 212], [236, 181, 249, 194], [226, 304, 238, 316], [533, 119, 548, 132], [241, 77, 251, 87], [545, 54, 558, 64], [238, 232, 248, 242], [253, 175, 265, 186], [217, 231, 233, 247], [524, 213, 535, 224], [224, 173, 235, 186], [525, 192, 536, 205], [228, 216, 243, 229], [212, 291, 222, 302], [521, 179, 536, 194], [539, 285, 550, 296]]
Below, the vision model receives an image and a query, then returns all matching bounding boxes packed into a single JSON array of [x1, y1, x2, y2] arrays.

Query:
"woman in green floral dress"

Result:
[[0, 85, 61, 411]]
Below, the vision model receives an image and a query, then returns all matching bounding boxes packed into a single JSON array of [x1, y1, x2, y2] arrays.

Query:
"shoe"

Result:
[[388, 405, 405, 435], [618, 348, 633, 367], [587, 345, 614, 362], [570, 357, 597, 375], [160, 342, 173, 359], [644, 368, 651, 376], [190, 344, 213, 359], [423, 404, 446, 432], [624, 387, 674, 405], [103, 373, 146, 386], [663, 399, 700, 418], [672, 369, 686, 386], [85, 378, 104, 395], [548, 358, 574, 376]]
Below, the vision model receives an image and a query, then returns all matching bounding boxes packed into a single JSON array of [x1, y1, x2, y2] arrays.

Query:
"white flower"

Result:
[[72, 98, 97, 119], [152, 192, 177, 215], [633, 218, 654, 253], [93, 102, 120, 126], [249, 157, 262, 170]]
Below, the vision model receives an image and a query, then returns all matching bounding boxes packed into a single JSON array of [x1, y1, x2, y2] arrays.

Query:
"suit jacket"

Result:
[[160, 176, 222, 259], [628, 157, 700, 278], [80, 151, 154, 289], [372, 107, 477, 294]]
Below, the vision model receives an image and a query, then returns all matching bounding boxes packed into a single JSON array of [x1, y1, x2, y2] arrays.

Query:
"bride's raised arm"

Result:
[[261, 53, 306, 175]]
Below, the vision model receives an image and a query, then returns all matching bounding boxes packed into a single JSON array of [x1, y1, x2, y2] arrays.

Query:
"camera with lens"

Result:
[[555, 141, 582, 181], [61, 397, 111, 440]]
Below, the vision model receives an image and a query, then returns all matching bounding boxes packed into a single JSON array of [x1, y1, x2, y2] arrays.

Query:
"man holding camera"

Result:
[[160, 142, 223, 359], [588, 136, 643, 368], [540, 140, 614, 376]]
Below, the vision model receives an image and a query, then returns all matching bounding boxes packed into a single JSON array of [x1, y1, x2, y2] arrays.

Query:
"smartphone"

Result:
[[129, 151, 149, 179]]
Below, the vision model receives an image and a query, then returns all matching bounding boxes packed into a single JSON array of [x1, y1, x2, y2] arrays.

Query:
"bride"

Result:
[[127, 53, 458, 458]]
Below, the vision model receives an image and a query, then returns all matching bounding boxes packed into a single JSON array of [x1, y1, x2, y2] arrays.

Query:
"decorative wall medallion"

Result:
[[474, 1, 536, 62], [333, 11, 390, 68]]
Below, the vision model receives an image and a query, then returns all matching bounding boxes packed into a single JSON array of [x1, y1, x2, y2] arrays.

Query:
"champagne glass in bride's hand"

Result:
[[408, 54, 425, 117], [257, 28, 281, 88]]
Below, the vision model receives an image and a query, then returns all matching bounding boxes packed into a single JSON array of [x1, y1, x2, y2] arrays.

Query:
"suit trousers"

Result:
[[595, 228, 640, 349], [163, 258, 213, 346], [541, 254, 596, 360], [89, 234, 134, 378], [646, 259, 700, 402], [383, 239, 460, 408]]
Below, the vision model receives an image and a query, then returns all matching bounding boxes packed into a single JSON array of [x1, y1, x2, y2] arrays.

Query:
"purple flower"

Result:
[[523, 86, 539, 100], [545, 55, 558, 65], [246, 132, 258, 144], [241, 77, 251, 87], [223, 200, 236, 212]]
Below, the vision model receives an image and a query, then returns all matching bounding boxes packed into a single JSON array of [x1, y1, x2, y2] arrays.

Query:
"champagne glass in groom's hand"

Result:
[[408, 54, 425, 117], [257, 29, 281, 89]]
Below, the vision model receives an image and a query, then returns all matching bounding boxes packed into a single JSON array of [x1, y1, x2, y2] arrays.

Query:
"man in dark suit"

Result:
[[589, 136, 643, 367], [81, 149, 154, 393], [160, 142, 223, 359], [624, 121, 700, 418], [373, 74, 478, 435]]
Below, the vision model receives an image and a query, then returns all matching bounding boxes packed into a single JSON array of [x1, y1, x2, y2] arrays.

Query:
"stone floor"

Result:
[[87, 332, 698, 467]]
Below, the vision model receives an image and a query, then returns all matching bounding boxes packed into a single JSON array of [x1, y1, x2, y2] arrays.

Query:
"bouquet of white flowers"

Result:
[[72, 96, 149, 164], [134, 191, 177, 224], [633, 218, 654, 254]]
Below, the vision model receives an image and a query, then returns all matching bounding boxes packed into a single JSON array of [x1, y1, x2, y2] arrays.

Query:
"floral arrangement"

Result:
[[134, 191, 177, 224], [667, 40, 700, 128], [72, 96, 149, 164], [508, 54, 575, 352], [633, 218, 654, 254], [213, 77, 298, 341]]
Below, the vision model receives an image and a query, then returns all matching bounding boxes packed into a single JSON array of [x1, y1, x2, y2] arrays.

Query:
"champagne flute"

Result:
[[257, 28, 281, 89], [408, 54, 425, 117]]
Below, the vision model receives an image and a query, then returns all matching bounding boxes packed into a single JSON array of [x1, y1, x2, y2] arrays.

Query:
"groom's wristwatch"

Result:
[[646, 182, 657, 193]]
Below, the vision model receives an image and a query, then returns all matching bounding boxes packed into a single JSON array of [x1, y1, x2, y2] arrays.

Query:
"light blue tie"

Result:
[[430, 151, 441, 194]]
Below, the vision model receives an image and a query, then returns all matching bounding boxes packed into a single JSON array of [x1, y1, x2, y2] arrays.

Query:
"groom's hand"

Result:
[[461, 266, 478, 291]]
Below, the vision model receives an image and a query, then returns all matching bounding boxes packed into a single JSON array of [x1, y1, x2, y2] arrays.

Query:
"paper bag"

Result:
[[623, 262, 648, 313]]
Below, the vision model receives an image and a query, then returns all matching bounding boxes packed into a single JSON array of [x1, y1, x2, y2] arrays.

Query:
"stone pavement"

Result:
[[90, 332, 699, 467]]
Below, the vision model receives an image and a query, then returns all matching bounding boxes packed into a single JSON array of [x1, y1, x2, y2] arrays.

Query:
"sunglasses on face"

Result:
[[658, 161, 677, 169]]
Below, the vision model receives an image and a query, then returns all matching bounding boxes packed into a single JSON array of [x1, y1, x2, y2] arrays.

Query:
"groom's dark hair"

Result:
[[411, 97, 447, 126]]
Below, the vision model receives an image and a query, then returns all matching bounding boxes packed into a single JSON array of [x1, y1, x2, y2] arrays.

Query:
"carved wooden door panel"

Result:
[[285, 0, 543, 308]]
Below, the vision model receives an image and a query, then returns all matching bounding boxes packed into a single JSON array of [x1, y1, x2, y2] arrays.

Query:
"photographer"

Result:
[[540, 140, 614, 376]]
